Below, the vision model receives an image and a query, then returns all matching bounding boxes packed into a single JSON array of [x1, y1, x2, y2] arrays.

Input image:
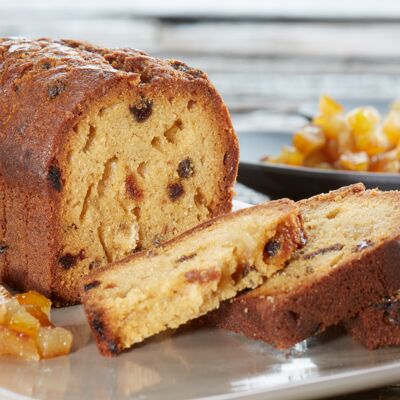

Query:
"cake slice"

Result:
[[81, 199, 304, 356], [344, 291, 400, 349], [208, 184, 400, 348]]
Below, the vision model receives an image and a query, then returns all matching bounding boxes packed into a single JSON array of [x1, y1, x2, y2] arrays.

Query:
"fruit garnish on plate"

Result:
[[263, 95, 400, 172], [0, 285, 73, 360]]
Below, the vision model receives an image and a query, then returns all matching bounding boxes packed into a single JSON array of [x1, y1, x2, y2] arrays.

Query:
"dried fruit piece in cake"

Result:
[[0, 285, 72, 360], [208, 184, 400, 349], [344, 291, 400, 349], [82, 199, 304, 356]]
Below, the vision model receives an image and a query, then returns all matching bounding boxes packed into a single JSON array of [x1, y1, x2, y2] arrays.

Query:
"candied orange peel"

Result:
[[265, 95, 400, 173], [0, 285, 72, 360]]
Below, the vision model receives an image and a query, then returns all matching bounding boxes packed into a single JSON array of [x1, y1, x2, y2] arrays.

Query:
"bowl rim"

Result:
[[240, 160, 400, 182]]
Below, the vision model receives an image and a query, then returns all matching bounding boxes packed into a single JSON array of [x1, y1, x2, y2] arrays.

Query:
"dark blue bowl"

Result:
[[238, 131, 400, 200]]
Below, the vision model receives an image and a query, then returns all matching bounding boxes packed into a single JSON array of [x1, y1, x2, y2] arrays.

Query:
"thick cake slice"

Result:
[[0, 38, 238, 304], [208, 184, 400, 348], [344, 291, 400, 349], [81, 199, 304, 356]]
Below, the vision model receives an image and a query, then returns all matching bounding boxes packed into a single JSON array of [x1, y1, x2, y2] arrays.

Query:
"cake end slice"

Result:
[[81, 199, 304, 356], [344, 291, 400, 349], [207, 184, 400, 349]]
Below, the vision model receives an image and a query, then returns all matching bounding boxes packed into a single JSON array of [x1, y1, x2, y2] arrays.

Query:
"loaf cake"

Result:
[[208, 184, 400, 349], [0, 38, 239, 305], [344, 291, 400, 349], [81, 199, 304, 356]]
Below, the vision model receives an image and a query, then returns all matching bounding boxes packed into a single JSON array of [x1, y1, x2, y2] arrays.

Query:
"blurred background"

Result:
[[3, 0, 400, 134]]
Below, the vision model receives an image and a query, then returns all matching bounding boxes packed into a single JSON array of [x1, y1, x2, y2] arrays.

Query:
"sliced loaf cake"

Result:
[[208, 184, 400, 348], [344, 291, 400, 349], [81, 199, 304, 356], [0, 38, 238, 304]]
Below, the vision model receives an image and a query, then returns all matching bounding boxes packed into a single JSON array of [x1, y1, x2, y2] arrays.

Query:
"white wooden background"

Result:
[[2, 0, 400, 134]]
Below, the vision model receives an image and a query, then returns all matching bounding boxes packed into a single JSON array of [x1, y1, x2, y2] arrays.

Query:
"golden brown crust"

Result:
[[208, 237, 400, 348], [344, 293, 400, 349], [0, 38, 238, 304]]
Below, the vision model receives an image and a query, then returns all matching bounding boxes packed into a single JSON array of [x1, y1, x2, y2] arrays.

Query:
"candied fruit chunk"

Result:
[[303, 150, 329, 167], [0, 305, 6, 325], [346, 107, 389, 155], [0, 325, 40, 361], [8, 307, 40, 337], [313, 96, 346, 140], [0, 286, 11, 303], [313, 114, 347, 140], [272, 146, 304, 166], [293, 124, 325, 156], [36, 327, 73, 359], [347, 107, 381, 136], [324, 139, 340, 163], [339, 152, 369, 171], [383, 109, 400, 145], [354, 129, 390, 156], [0, 285, 72, 360], [337, 129, 355, 155], [16, 290, 52, 316], [370, 150, 400, 173], [319, 95, 344, 116], [23, 304, 52, 327]]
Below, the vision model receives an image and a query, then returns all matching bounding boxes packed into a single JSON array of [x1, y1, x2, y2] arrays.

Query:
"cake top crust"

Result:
[[0, 38, 215, 190]]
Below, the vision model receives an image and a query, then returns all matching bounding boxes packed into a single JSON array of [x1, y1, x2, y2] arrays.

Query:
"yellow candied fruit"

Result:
[[293, 124, 325, 156], [8, 307, 41, 337], [370, 150, 400, 173], [0, 305, 6, 325], [303, 149, 329, 167], [0, 325, 40, 361], [383, 109, 400, 146], [346, 107, 389, 155], [312, 114, 347, 140], [16, 291, 52, 317], [339, 152, 369, 171], [23, 304, 52, 327], [337, 129, 355, 155], [353, 128, 390, 156], [347, 107, 381, 136], [262, 95, 400, 173], [0, 285, 72, 360], [273, 146, 304, 166], [36, 327, 73, 359], [0, 286, 11, 303], [324, 139, 340, 163], [319, 95, 344, 116]]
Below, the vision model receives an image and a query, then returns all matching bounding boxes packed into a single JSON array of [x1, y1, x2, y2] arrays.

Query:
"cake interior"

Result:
[[83, 202, 302, 349], [57, 89, 232, 298], [251, 188, 400, 298]]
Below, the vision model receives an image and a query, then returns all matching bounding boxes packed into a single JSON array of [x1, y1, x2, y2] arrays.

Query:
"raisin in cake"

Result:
[[81, 199, 304, 356], [208, 184, 400, 348], [344, 291, 400, 349], [0, 38, 238, 305]]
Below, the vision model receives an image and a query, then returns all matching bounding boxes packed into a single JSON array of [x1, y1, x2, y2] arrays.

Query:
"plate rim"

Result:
[[0, 200, 399, 400]]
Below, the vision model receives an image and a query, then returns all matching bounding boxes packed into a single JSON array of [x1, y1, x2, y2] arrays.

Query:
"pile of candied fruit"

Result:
[[265, 95, 400, 172], [0, 285, 72, 360]]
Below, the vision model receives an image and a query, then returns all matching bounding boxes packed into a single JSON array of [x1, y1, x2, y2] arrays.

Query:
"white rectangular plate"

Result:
[[0, 201, 399, 400]]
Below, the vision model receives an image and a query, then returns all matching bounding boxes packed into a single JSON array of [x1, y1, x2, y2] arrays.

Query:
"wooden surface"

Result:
[[0, 1, 399, 398]]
